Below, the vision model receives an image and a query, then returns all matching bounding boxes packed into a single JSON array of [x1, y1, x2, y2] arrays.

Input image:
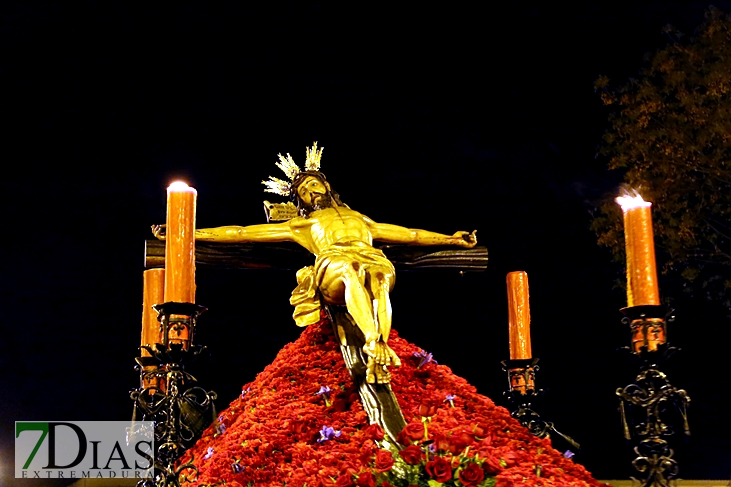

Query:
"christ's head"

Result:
[[291, 171, 344, 217]]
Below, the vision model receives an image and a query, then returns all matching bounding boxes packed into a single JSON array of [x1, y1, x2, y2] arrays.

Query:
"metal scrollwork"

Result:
[[501, 358, 581, 451], [617, 305, 690, 487], [131, 302, 216, 487]]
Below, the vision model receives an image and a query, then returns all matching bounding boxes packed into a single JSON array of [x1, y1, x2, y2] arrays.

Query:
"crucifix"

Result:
[[148, 143, 487, 446]]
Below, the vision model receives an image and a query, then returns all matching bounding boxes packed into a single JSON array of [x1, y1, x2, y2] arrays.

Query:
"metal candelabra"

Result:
[[616, 305, 690, 487], [502, 358, 580, 451], [131, 302, 217, 487]]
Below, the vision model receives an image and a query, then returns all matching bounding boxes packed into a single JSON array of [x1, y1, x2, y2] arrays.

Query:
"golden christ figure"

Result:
[[154, 143, 477, 384]]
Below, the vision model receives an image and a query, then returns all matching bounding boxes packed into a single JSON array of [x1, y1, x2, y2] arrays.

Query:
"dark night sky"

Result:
[[2, 2, 731, 484]]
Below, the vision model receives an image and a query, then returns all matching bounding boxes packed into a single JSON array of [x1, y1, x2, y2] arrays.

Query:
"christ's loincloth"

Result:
[[290, 241, 395, 327]]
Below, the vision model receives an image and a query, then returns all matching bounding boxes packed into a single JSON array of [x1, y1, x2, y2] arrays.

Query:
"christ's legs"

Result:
[[319, 259, 399, 383], [367, 268, 401, 371], [369, 268, 393, 340], [320, 259, 378, 341]]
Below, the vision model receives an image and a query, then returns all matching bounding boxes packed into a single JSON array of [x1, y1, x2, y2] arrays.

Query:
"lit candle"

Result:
[[164, 182, 196, 348], [140, 268, 165, 356], [164, 182, 197, 304], [507, 271, 532, 360], [616, 191, 660, 307]]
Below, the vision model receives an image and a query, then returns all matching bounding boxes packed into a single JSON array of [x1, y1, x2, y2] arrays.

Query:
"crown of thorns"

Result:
[[262, 142, 323, 197]]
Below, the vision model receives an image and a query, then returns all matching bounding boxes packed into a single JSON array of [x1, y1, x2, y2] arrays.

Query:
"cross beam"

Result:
[[144, 240, 488, 272]]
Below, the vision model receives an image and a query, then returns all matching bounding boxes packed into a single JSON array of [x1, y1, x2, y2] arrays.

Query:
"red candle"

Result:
[[140, 268, 165, 356], [507, 271, 532, 360], [616, 192, 660, 307], [164, 182, 197, 304]]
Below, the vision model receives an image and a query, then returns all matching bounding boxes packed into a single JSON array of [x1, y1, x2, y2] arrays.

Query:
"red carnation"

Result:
[[318, 473, 338, 487], [432, 432, 457, 454], [359, 439, 378, 464], [458, 462, 486, 487], [290, 418, 308, 433], [397, 421, 424, 445], [481, 452, 503, 475], [498, 450, 519, 467], [302, 459, 319, 474], [373, 449, 395, 473], [356, 471, 376, 487], [450, 430, 475, 451], [398, 444, 424, 465], [364, 423, 385, 441], [339, 462, 359, 477], [335, 472, 356, 487], [425, 456, 453, 482], [418, 392, 442, 418], [418, 401, 438, 418]]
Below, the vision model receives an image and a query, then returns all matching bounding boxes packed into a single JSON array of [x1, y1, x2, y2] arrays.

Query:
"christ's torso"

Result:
[[292, 207, 374, 254]]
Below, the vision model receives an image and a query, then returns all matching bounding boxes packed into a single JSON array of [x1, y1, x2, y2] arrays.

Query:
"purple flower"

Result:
[[316, 385, 331, 397], [203, 447, 214, 460], [241, 387, 250, 399], [317, 425, 341, 443], [444, 394, 456, 407], [413, 350, 437, 368], [215, 415, 226, 435], [563, 450, 575, 459], [316, 385, 332, 406]]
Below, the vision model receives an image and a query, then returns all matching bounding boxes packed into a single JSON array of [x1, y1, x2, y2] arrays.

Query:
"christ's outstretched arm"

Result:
[[152, 222, 296, 243], [368, 221, 477, 248]]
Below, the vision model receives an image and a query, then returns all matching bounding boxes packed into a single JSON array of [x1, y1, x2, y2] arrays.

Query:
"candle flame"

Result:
[[168, 181, 195, 192], [615, 188, 651, 212]]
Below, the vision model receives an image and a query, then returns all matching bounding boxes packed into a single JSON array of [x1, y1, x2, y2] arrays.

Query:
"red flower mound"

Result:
[[178, 321, 608, 487]]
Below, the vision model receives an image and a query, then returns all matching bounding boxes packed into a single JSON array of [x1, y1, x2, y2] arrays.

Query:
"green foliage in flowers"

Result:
[[366, 442, 497, 487], [593, 6, 731, 309]]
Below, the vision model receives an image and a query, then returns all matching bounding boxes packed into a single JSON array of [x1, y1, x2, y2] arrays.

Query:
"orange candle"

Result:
[[616, 192, 660, 307], [507, 271, 532, 360], [164, 182, 197, 304], [141, 268, 165, 356]]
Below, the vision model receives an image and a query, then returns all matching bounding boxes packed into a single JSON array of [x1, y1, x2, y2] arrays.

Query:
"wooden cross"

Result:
[[144, 239, 488, 446]]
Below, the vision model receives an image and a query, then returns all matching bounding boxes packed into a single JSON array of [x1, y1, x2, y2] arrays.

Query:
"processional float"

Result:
[[130, 144, 689, 487]]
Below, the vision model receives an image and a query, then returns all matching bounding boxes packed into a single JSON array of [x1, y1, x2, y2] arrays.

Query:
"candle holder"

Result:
[[616, 305, 690, 487], [622, 305, 672, 355], [155, 302, 207, 352], [131, 301, 217, 487], [501, 358, 580, 451]]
